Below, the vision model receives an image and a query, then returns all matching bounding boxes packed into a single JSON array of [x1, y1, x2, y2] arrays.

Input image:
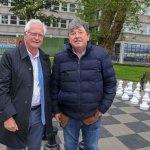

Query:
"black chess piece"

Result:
[[44, 102, 60, 150], [44, 126, 60, 150], [78, 140, 84, 150]]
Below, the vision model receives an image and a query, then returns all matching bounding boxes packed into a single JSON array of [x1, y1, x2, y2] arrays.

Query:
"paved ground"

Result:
[[1, 83, 150, 150]]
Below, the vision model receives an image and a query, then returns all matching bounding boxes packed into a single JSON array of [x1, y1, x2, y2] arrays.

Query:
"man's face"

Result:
[[24, 23, 44, 51], [68, 26, 89, 51]]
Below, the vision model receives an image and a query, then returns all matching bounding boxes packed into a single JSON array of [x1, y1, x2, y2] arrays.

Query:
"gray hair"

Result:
[[68, 19, 89, 34], [24, 19, 47, 35]]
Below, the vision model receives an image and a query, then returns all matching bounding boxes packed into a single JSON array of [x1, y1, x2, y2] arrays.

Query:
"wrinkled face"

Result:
[[24, 23, 44, 51], [68, 26, 90, 51]]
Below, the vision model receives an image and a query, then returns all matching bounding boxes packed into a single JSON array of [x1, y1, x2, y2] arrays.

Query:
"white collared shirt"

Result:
[[72, 49, 86, 59], [27, 49, 41, 106]]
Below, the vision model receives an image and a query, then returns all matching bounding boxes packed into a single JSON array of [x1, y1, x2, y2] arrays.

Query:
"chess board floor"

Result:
[[1, 97, 150, 150]]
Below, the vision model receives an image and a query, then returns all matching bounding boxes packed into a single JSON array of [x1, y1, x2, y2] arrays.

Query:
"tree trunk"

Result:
[[98, 1, 129, 55]]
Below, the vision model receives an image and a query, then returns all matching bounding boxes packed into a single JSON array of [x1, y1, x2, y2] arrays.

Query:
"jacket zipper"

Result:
[[77, 59, 81, 118]]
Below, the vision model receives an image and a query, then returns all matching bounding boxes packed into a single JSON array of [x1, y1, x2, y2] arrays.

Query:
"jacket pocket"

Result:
[[59, 113, 69, 128], [82, 111, 100, 125]]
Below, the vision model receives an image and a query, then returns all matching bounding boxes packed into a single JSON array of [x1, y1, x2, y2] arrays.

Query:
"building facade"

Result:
[[0, 0, 78, 56], [112, 14, 150, 64], [0, 0, 150, 64]]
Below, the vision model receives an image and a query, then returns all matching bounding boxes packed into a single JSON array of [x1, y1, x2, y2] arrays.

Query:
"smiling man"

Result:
[[0, 19, 52, 150], [51, 19, 117, 150]]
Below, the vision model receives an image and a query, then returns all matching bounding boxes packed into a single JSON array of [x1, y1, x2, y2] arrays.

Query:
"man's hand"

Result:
[[98, 111, 102, 117], [55, 113, 61, 123], [4, 117, 18, 132]]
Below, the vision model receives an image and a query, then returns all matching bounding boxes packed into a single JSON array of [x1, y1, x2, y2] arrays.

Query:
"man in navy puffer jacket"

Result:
[[51, 19, 116, 150]]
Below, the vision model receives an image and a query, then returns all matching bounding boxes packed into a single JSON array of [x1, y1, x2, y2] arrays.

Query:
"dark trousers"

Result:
[[7, 107, 44, 150]]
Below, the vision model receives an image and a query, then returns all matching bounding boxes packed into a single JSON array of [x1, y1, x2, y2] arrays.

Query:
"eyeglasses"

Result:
[[26, 31, 44, 38]]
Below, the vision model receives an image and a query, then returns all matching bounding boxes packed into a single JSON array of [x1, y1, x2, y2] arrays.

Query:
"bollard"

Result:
[[43, 125, 47, 140], [44, 126, 60, 150], [78, 141, 84, 150]]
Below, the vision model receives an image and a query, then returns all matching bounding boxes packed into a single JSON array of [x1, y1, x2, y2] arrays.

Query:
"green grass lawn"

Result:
[[114, 64, 150, 82]]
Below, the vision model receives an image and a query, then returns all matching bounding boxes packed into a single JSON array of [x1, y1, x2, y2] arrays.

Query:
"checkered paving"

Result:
[[99, 98, 150, 150], [1, 97, 150, 150]]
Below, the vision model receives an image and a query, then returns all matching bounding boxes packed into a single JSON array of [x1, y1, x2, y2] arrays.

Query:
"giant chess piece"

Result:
[[44, 101, 60, 150], [134, 86, 141, 100], [143, 82, 150, 103], [139, 82, 150, 110], [127, 81, 133, 96], [135, 82, 141, 91], [130, 93, 139, 105], [118, 80, 123, 85], [78, 141, 84, 150], [116, 89, 123, 97], [44, 126, 60, 150], [116, 80, 123, 97], [121, 86, 129, 101], [140, 100, 150, 110]]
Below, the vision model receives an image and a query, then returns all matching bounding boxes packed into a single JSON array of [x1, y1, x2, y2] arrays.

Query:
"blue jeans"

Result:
[[63, 117, 101, 150]]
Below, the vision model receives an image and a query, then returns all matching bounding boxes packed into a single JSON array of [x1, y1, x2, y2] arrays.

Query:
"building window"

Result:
[[112, 43, 120, 61], [124, 22, 150, 35], [60, 19, 67, 28], [124, 43, 150, 62], [19, 17, 26, 25], [69, 3, 76, 12], [143, 7, 150, 15], [61, 3, 67, 12], [52, 3, 60, 11], [1, 1, 8, 6], [10, 1, 15, 6], [148, 25, 150, 35], [1, 15, 8, 24], [52, 19, 59, 28], [10, 15, 17, 24], [140, 23, 148, 34]]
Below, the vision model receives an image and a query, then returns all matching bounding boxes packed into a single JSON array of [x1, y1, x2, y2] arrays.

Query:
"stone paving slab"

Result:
[[1, 82, 150, 150]]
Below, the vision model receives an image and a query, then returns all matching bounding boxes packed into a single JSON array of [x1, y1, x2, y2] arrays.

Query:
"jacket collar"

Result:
[[66, 41, 92, 56], [18, 43, 49, 60], [18, 43, 29, 59]]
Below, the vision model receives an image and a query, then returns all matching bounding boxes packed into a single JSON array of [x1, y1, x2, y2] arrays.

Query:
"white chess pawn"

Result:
[[116, 88, 123, 97], [140, 101, 149, 110], [136, 82, 141, 91], [117, 84, 123, 91], [116, 80, 124, 97], [142, 92, 150, 103], [140, 92, 150, 110], [130, 95, 139, 105], [122, 87, 129, 101], [136, 91, 141, 100], [117, 80, 123, 91], [118, 80, 123, 85], [144, 82, 150, 91], [127, 81, 133, 96], [133, 89, 141, 100]]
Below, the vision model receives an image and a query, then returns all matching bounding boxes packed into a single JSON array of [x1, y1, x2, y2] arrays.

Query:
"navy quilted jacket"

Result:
[[51, 42, 116, 120]]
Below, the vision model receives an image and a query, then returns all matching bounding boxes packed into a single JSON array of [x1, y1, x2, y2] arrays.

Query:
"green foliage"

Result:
[[0, 0, 63, 22], [77, 0, 150, 32], [76, 0, 150, 50], [41, 37, 64, 56]]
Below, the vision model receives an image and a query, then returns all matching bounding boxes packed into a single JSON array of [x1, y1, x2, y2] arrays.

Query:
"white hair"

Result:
[[24, 19, 47, 35]]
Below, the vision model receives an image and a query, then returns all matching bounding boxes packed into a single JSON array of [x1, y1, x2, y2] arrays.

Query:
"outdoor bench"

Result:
[[140, 71, 150, 90]]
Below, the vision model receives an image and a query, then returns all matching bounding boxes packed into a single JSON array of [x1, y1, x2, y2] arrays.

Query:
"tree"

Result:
[[77, 0, 150, 55], [0, 0, 63, 24]]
